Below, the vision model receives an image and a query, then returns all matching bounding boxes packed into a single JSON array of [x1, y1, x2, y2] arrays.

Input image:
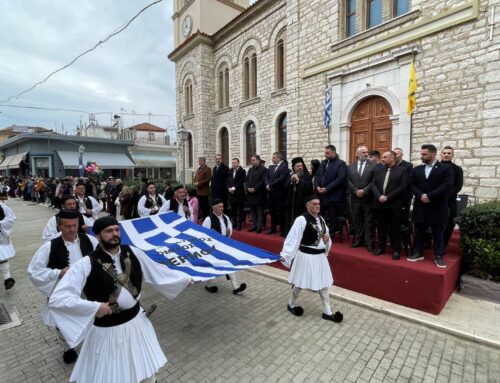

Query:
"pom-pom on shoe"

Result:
[[287, 304, 304, 316]]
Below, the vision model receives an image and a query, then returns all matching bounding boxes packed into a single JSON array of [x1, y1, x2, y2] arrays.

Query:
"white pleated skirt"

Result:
[[288, 251, 333, 291], [70, 310, 167, 383], [0, 242, 15, 262]]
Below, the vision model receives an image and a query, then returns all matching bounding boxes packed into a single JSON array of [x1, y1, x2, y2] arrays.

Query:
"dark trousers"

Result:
[[198, 195, 209, 220], [268, 191, 286, 231], [284, 205, 306, 236], [324, 202, 345, 235], [351, 198, 373, 246], [230, 201, 245, 229], [415, 223, 445, 257], [443, 200, 458, 247], [249, 204, 264, 230], [375, 206, 401, 252]]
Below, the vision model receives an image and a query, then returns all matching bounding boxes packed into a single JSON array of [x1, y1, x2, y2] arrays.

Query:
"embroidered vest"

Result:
[[169, 198, 189, 217], [144, 194, 163, 210], [300, 213, 327, 246], [209, 213, 229, 235], [47, 233, 94, 269]]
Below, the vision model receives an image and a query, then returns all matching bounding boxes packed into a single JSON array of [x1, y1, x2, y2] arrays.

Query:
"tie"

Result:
[[274, 163, 279, 173], [382, 167, 391, 195], [233, 170, 236, 179], [358, 162, 364, 176]]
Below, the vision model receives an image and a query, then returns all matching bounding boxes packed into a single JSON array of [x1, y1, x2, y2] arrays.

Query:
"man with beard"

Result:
[[284, 157, 313, 236], [394, 147, 414, 226], [165, 185, 195, 222], [28, 209, 98, 364], [42, 195, 92, 242], [211, 154, 230, 207], [74, 182, 101, 224], [408, 144, 453, 268], [280, 196, 343, 323], [265, 152, 290, 235], [226, 158, 246, 230], [137, 182, 169, 217], [440, 146, 464, 248], [48, 216, 192, 383], [245, 155, 268, 234]]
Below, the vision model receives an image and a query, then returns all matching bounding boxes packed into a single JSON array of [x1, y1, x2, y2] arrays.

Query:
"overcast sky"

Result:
[[0, 0, 178, 136]]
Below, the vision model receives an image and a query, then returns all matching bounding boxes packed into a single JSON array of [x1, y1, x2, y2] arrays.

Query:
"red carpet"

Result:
[[232, 230, 462, 315]]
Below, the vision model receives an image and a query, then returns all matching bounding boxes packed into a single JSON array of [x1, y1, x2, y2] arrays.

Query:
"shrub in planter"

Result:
[[460, 201, 500, 282]]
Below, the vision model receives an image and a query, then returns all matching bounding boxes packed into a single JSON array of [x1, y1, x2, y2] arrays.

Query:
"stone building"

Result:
[[168, 0, 500, 201]]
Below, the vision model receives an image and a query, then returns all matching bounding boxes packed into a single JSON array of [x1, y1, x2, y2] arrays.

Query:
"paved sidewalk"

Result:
[[0, 199, 499, 383]]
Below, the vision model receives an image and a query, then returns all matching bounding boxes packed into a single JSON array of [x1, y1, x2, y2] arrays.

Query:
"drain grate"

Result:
[[0, 302, 22, 331], [0, 303, 12, 325]]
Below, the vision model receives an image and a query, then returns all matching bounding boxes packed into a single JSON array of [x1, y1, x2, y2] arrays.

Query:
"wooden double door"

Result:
[[349, 96, 393, 163]]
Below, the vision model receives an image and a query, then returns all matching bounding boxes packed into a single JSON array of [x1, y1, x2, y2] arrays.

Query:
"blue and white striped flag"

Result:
[[118, 212, 280, 281], [324, 83, 331, 129]]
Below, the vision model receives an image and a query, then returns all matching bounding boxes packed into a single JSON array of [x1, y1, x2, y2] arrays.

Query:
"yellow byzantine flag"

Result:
[[407, 61, 417, 115]]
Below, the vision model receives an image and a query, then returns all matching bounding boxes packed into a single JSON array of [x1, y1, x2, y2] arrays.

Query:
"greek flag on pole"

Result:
[[118, 212, 280, 281], [324, 83, 331, 129]]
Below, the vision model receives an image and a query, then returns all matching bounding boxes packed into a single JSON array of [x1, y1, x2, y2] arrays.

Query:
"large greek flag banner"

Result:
[[119, 212, 280, 281]]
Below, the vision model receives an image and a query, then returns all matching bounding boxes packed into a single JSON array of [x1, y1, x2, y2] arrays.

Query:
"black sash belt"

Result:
[[299, 245, 326, 254], [94, 302, 140, 328]]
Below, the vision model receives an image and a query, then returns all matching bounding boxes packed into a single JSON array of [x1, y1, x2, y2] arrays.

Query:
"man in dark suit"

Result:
[[394, 147, 414, 226], [440, 146, 463, 248], [372, 151, 409, 260], [226, 158, 246, 230], [211, 154, 230, 207], [265, 152, 290, 235], [314, 145, 348, 236], [408, 144, 453, 268], [245, 154, 268, 233], [284, 157, 313, 235], [348, 145, 376, 252]]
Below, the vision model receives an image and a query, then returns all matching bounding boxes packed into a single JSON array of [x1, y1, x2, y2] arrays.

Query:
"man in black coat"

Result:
[[408, 144, 453, 268], [226, 158, 246, 230], [440, 146, 464, 248], [245, 155, 268, 233], [211, 154, 230, 207], [348, 145, 376, 252], [394, 147, 414, 226], [372, 151, 409, 260], [264, 152, 290, 235], [284, 157, 313, 235], [314, 145, 348, 235]]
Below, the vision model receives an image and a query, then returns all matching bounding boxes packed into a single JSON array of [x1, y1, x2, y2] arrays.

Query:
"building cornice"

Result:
[[172, 0, 195, 20], [168, 31, 214, 62]]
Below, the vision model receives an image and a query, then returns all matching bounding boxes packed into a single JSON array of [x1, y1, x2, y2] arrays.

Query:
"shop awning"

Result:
[[56, 151, 135, 169], [129, 151, 176, 168], [0, 152, 27, 170]]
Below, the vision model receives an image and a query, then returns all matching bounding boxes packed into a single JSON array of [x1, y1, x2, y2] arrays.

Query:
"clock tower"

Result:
[[172, 0, 249, 48]]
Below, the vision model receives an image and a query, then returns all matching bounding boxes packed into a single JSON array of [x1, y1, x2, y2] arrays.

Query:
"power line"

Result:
[[0, 0, 163, 105]]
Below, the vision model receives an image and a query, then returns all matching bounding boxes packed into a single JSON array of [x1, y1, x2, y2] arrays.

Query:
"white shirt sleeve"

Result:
[[202, 216, 211, 229], [131, 246, 191, 299], [158, 195, 170, 214], [48, 256, 100, 349], [226, 214, 233, 237], [137, 195, 150, 217], [82, 214, 93, 227], [88, 234, 99, 249], [280, 216, 306, 268], [0, 203, 16, 236], [89, 196, 101, 219], [187, 203, 194, 222], [27, 241, 61, 297], [42, 216, 60, 242]]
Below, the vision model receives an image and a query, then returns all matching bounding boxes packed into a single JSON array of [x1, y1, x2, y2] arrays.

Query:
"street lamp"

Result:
[[177, 122, 189, 185], [78, 144, 85, 178]]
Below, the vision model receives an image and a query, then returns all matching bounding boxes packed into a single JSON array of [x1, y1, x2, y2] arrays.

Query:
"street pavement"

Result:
[[0, 199, 499, 383]]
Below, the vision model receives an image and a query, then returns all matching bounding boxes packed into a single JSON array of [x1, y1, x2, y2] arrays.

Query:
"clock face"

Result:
[[183, 16, 192, 37]]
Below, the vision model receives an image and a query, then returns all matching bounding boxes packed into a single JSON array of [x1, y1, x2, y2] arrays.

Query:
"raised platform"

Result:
[[232, 230, 462, 315]]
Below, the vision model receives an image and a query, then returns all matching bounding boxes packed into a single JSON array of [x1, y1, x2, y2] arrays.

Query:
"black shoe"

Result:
[[63, 348, 78, 364], [280, 232, 286, 238], [237, 224, 242, 231], [351, 241, 362, 248], [407, 252, 424, 262], [366, 245, 373, 253], [287, 304, 304, 317], [204, 285, 218, 293], [435, 257, 447, 268], [265, 229, 277, 235], [233, 283, 247, 295], [373, 248, 385, 256], [392, 252, 400, 260], [248, 227, 257, 232], [322, 311, 343, 323], [4, 278, 15, 290], [256, 228, 262, 234]]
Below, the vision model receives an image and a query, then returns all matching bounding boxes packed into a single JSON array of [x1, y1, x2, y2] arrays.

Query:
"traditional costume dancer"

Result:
[[280, 196, 343, 322], [29, 209, 98, 363], [0, 191, 16, 290], [202, 199, 246, 294], [137, 182, 169, 217], [48, 216, 191, 383], [74, 182, 101, 224], [165, 185, 195, 222]]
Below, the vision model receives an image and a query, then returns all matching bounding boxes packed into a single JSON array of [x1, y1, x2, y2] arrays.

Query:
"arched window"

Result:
[[243, 48, 257, 100], [245, 121, 256, 165], [187, 133, 193, 168], [346, 0, 357, 37], [367, 0, 382, 28], [277, 113, 287, 161], [218, 71, 224, 110], [224, 68, 229, 106], [275, 31, 286, 90], [217, 63, 230, 109], [394, 0, 409, 16], [220, 127, 229, 165], [184, 79, 193, 115]]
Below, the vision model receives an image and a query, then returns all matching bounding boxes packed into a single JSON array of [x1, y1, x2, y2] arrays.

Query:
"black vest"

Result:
[[47, 234, 94, 269], [209, 213, 229, 235], [300, 213, 326, 246], [169, 198, 189, 217], [144, 194, 163, 210], [83, 245, 142, 305], [0, 205, 4, 221]]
